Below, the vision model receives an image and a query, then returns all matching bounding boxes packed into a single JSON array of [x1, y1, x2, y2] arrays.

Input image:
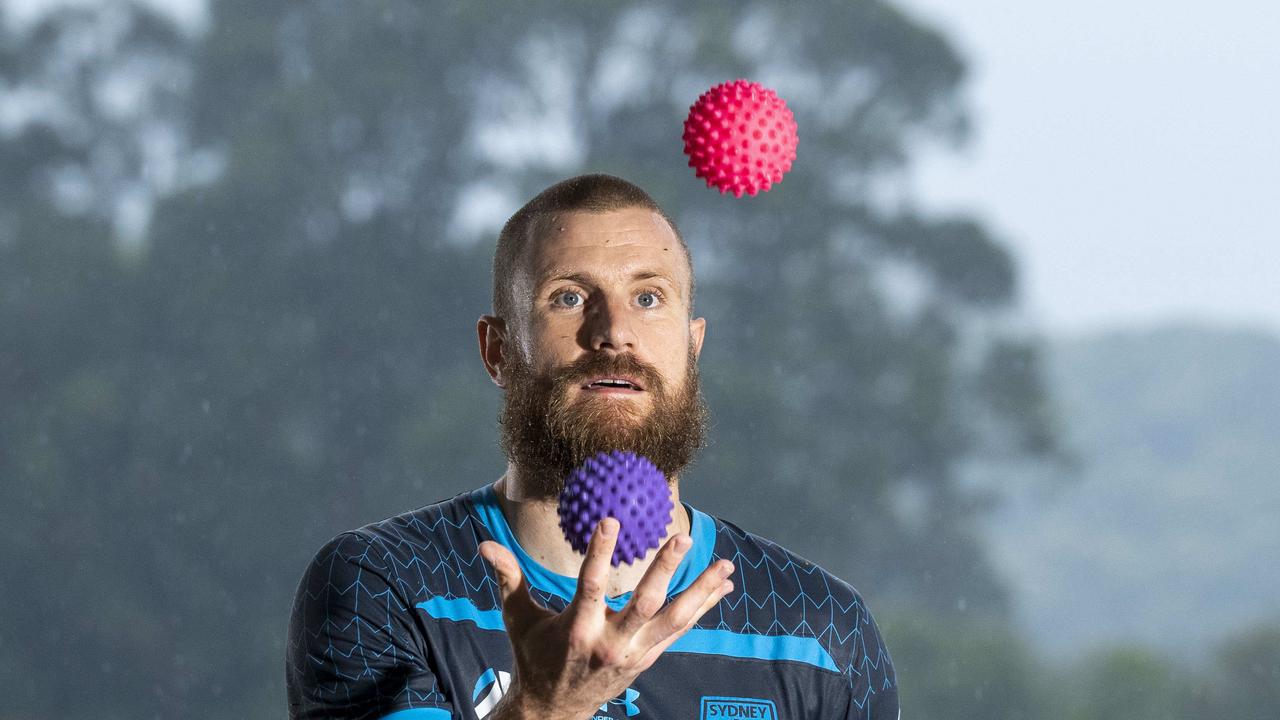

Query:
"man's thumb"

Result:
[[479, 541, 536, 619]]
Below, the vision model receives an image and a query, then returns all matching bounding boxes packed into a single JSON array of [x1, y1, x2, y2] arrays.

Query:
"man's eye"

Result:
[[555, 291, 583, 307], [637, 292, 660, 308]]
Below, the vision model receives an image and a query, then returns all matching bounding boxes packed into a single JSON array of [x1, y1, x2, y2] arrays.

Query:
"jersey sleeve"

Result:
[[286, 532, 453, 720], [845, 601, 899, 720]]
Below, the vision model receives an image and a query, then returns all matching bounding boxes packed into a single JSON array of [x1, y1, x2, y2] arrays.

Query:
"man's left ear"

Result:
[[477, 314, 510, 387], [690, 316, 707, 359]]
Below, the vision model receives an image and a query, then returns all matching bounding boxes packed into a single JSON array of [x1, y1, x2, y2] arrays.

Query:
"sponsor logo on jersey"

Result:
[[597, 687, 640, 717], [472, 668, 511, 719], [699, 696, 778, 720]]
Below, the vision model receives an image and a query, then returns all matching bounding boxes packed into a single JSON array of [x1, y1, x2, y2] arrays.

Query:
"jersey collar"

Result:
[[470, 482, 715, 611]]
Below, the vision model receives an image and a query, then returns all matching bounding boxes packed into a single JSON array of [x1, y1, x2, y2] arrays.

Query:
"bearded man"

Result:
[[286, 174, 899, 720]]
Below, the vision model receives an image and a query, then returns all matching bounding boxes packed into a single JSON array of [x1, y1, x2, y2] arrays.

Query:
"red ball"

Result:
[[682, 79, 799, 198]]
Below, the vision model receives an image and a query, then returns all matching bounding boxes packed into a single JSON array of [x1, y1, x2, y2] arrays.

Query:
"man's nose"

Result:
[[583, 296, 636, 352]]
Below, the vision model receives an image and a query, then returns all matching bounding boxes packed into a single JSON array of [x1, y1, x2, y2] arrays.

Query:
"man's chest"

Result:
[[416, 617, 845, 720]]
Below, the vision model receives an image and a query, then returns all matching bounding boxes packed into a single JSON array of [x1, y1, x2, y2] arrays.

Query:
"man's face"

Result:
[[495, 207, 708, 498]]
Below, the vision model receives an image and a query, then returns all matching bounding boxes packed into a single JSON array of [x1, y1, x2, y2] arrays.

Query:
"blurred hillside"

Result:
[[985, 323, 1280, 661]]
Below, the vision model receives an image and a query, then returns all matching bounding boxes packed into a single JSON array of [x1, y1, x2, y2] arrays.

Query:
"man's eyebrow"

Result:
[[630, 270, 679, 287], [537, 269, 681, 289], [537, 270, 595, 287]]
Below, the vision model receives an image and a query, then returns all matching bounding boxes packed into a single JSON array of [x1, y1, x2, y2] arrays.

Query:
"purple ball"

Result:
[[558, 450, 674, 566]]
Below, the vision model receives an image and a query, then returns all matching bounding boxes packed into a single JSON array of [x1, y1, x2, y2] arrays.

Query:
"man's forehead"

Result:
[[522, 208, 690, 285]]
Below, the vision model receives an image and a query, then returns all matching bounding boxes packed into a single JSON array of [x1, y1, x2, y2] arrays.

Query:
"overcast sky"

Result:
[[899, 0, 1280, 335]]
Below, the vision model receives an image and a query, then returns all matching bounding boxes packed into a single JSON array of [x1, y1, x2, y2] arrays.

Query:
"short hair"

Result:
[[492, 174, 693, 321]]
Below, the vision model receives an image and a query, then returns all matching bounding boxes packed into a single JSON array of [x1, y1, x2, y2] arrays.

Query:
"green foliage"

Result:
[[1062, 647, 1191, 720], [880, 611, 1046, 720], [1208, 623, 1280, 719], [879, 617, 1280, 720]]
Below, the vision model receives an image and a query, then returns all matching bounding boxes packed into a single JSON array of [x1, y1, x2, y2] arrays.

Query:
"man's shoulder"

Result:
[[342, 485, 485, 549], [703, 511, 868, 604], [698, 510, 894, 679], [299, 486, 495, 603]]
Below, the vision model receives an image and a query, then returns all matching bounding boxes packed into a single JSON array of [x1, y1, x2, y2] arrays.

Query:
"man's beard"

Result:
[[498, 346, 709, 500]]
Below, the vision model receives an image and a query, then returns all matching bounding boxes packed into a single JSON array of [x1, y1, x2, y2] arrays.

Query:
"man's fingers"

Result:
[[572, 517, 619, 611], [637, 577, 734, 670], [635, 559, 734, 649], [615, 533, 691, 637], [691, 578, 731, 624], [479, 540, 544, 631]]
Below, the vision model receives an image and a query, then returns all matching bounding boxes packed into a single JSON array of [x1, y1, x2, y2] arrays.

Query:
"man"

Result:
[[286, 174, 899, 719]]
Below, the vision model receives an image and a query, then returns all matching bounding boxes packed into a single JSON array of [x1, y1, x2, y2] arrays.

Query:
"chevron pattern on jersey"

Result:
[[289, 531, 451, 719], [289, 488, 897, 719], [289, 493, 560, 718], [701, 518, 897, 709]]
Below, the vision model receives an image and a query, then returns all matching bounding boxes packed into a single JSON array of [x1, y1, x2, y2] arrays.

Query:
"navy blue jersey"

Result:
[[287, 484, 898, 720]]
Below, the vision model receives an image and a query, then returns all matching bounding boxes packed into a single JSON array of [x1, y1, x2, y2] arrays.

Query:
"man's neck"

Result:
[[493, 463, 692, 598]]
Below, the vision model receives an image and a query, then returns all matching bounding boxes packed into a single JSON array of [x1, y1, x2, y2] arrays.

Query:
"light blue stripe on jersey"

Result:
[[415, 595, 838, 672], [379, 708, 451, 720], [415, 596, 505, 631], [670, 627, 839, 672]]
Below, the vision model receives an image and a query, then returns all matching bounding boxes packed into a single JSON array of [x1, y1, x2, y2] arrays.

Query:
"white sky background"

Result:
[[3, 0, 206, 33], [898, 0, 1280, 335]]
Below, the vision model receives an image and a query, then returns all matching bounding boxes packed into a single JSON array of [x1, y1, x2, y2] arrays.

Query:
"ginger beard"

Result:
[[499, 345, 708, 500]]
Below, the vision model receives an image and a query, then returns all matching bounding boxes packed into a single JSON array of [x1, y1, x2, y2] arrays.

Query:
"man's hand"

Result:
[[478, 518, 734, 720]]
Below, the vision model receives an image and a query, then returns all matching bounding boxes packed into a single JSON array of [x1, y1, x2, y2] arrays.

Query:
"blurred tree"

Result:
[[879, 611, 1046, 720], [1, 2, 209, 717], [1207, 623, 1280, 719], [2, 0, 1059, 716], [1063, 647, 1195, 720]]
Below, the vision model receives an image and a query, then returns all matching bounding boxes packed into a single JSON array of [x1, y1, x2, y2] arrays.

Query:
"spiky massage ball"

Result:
[[558, 450, 675, 566], [682, 79, 799, 197]]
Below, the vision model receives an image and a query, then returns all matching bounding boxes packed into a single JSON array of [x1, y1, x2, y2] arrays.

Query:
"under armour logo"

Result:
[[599, 687, 640, 717]]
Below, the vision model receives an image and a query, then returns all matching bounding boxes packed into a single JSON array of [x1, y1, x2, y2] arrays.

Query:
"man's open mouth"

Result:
[[582, 377, 645, 391]]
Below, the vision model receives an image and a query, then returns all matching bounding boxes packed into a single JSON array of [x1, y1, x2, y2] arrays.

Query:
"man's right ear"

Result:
[[477, 315, 509, 388]]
